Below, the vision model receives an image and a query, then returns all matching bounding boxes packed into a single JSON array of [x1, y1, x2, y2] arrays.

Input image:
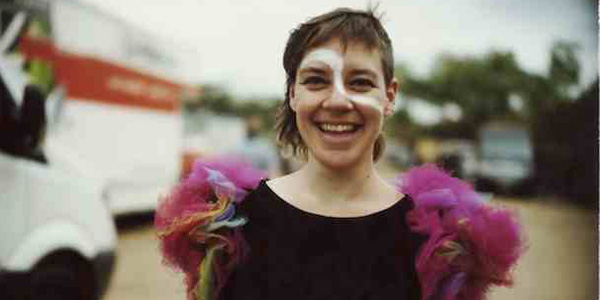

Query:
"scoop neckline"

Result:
[[260, 180, 410, 221]]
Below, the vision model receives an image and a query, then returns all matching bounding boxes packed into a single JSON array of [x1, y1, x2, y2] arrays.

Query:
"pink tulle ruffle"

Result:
[[399, 164, 526, 300], [155, 157, 266, 300]]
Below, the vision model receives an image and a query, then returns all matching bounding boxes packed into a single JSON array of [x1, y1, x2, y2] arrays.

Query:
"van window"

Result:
[[0, 81, 47, 163]]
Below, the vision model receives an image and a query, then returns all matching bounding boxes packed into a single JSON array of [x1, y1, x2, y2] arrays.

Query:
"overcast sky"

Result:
[[83, 0, 597, 100]]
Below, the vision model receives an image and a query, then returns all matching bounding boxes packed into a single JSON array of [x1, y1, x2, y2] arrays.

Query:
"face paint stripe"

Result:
[[299, 49, 384, 114]]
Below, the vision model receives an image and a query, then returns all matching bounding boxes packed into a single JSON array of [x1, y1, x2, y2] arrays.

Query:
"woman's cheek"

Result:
[[295, 89, 327, 110], [346, 93, 383, 115], [352, 93, 386, 117]]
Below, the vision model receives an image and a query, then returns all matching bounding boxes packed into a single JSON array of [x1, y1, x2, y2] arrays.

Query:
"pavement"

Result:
[[104, 193, 597, 300]]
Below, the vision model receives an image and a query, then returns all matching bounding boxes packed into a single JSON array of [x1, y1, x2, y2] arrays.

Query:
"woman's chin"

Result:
[[311, 149, 369, 171]]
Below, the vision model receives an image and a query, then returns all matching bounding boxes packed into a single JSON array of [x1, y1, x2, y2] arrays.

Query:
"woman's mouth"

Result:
[[317, 123, 361, 133], [314, 122, 363, 144]]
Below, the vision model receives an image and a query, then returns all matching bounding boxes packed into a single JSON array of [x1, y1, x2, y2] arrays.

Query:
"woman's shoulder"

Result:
[[262, 172, 297, 194], [398, 164, 526, 300], [154, 157, 269, 299], [239, 175, 302, 221], [255, 172, 304, 208], [238, 179, 271, 211]]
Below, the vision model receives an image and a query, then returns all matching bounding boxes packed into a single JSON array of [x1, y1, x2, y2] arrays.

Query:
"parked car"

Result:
[[474, 121, 535, 196]]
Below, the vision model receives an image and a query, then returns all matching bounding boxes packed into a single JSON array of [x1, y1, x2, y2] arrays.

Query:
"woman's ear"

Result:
[[289, 85, 298, 112], [383, 78, 399, 117]]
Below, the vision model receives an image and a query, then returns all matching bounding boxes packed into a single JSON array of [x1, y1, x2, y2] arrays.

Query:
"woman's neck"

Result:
[[267, 154, 401, 217], [296, 156, 387, 203]]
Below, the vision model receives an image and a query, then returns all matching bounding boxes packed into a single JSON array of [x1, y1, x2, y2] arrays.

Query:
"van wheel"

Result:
[[29, 253, 96, 300]]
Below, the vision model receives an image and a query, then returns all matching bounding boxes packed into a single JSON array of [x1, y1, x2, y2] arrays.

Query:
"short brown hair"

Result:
[[276, 7, 394, 161]]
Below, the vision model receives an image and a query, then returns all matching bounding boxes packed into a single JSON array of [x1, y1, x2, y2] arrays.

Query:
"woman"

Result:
[[156, 8, 524, 300]]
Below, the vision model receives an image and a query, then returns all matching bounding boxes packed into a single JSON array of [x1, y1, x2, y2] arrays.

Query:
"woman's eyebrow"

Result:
[[347, 68, 378, 78], [298, 66, 328, 76]]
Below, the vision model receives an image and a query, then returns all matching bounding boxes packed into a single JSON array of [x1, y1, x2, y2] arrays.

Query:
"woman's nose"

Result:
[[322, 85, 353, 111]]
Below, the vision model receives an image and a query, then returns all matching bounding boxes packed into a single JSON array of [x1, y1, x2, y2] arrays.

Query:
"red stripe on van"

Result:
[[20, 36, 184, 112]]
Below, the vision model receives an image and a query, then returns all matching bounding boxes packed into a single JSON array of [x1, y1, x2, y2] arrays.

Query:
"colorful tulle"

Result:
[[156, 160, 525, 300], [155, 157, 266, 300], [398, 164, 526, 300]]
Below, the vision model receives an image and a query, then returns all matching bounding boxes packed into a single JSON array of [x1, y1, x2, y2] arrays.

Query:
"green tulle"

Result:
[[197, 245, 224, 300]]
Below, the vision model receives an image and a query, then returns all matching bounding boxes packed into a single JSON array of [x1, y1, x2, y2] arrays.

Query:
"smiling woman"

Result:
[[155, 7, 525, 300], [289, 40, 396, 170]]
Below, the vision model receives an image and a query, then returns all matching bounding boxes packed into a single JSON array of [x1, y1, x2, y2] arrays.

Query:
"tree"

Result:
[[184, 84, 236, 114], [395, 40, 581, 138], [549, 41, 580, 98], [518, 42, 580, 121], [397, 50, 526, 137]]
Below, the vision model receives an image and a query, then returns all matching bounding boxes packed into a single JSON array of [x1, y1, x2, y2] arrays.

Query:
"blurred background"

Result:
[[0, 0, 597, 299]]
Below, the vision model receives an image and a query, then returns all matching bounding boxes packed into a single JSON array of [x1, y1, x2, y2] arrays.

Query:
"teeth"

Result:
[[319, 123, 356, 132]]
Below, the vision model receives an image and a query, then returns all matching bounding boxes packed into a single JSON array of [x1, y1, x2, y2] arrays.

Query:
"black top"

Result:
[[220, 180, 425, 300]]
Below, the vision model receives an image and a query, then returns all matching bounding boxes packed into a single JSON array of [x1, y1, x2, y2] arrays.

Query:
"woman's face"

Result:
[[290, 39, 398, 170]]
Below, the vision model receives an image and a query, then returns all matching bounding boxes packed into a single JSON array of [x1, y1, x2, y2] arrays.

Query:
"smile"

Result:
[[317, 123, 361, 133]]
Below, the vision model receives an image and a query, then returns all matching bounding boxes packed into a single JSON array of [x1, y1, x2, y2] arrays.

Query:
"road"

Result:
[[104, 196, 597, 300]]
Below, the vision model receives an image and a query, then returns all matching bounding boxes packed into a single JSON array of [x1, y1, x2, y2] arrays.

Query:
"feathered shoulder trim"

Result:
[[398, 164, 526, 300], [155, 157, 267, 300], [155, 159, 525, 300]]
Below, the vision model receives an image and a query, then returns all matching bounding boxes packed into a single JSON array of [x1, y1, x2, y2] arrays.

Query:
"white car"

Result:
[[0, 85, 117, 299]]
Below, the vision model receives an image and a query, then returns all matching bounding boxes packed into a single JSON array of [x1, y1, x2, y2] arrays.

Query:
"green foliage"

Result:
[[411, 51, 524, 126], [531, 81, 598, 206], [549, 41, 581, 97], [234, 99, 281, 132], [395, 40, 582, 140], [183, 84, 281, 134]]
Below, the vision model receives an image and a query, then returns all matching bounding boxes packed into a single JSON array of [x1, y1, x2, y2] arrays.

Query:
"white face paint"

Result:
[[298, 48, 385, 114]]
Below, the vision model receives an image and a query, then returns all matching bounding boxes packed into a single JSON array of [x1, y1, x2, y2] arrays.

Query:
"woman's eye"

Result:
[[349, 78, 376, 91], [300, 76, 329, 88]]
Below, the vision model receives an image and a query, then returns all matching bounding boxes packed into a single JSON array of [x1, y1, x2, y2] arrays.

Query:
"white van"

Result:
[[1, 0, 189, 216], [0, 69, 117, 300]]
